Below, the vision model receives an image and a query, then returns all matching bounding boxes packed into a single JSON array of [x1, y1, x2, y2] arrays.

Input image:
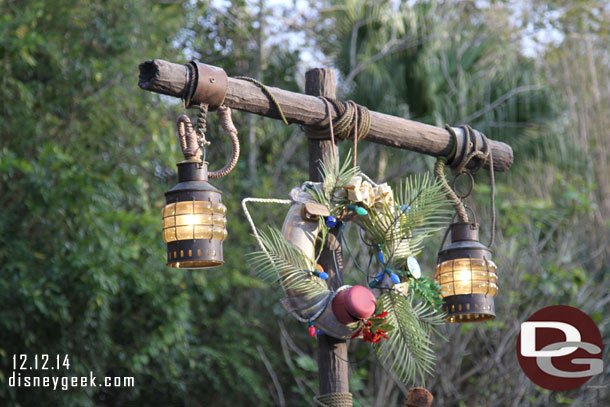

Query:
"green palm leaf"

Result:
[[374, 291, 445, 384], [248, 227, 328, 298], [361, 173, 451, 262], [309, 150, 359, 214]]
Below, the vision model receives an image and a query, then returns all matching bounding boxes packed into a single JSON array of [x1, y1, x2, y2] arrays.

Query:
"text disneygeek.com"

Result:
[[8, 354, 134, 390]]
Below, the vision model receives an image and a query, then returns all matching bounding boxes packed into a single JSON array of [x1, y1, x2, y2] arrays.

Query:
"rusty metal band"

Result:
[[185, 61, 228, 110], [446, 125, 488, 172]]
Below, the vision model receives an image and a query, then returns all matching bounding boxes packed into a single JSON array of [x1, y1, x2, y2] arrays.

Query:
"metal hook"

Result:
[[452, 171, 475, 200]]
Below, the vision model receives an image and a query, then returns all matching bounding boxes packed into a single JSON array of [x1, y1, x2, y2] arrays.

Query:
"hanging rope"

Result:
[[196, 103, 208, 142], [488, 148, 496, 247], [241, 197, 292, 254], [209, 106, 240, 179], [314, 392, 353, 407], [349, 100, 359, 169], [434, 158, 469, 222], [234, 76, 290, 125]]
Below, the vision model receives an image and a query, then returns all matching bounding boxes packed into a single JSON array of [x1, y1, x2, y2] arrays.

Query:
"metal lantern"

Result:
[[162, 160, 227, 268], [435, 222, 497, 323]]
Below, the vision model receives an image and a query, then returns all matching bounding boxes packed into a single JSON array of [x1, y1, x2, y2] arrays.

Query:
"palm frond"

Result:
[[361, 173, 452, 261], [374, 291, 445, 384], [309, 149, 359, 214], [248, 227, 328, 298]]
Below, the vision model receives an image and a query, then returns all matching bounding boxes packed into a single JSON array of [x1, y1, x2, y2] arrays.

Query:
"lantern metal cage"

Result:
[[435, 222, 497, 323], [162, 160, 227, 268]]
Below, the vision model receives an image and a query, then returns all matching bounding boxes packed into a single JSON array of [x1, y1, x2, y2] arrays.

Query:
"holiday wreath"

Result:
[[243, 152, 451, 383]]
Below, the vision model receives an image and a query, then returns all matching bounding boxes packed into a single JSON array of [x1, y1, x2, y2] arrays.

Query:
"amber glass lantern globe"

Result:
[[162, 160, 227, 268], [434, 222, 497, 323]]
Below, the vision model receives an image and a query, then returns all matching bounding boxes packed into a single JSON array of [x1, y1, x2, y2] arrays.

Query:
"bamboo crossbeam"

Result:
[[138, 59, 513, 172]]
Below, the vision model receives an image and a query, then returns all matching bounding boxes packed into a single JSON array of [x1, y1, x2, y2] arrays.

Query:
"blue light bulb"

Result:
[[312, 270, 329, 279], [325, 216, 337, 228]]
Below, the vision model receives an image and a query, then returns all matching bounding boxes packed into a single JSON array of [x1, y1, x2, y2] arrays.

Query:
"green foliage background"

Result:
[[0, 0, 608, 406]]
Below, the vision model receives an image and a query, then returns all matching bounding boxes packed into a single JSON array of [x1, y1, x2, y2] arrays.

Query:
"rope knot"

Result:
[[303, 97, 371, 142]]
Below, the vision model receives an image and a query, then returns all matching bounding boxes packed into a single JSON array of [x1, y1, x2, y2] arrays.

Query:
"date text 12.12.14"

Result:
[[13, 354, 70, 371]]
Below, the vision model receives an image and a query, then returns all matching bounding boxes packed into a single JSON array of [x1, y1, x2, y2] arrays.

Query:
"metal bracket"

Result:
[[185, 61, 228, 110]]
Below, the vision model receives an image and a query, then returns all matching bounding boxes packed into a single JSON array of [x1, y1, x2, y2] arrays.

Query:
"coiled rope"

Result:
[[314, 392, 353, 407], [304, 97, 371, 169], [303, 98, 370, 143]]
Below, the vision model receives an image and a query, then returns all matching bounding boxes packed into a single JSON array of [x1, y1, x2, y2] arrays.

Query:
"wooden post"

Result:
[[305, 68, 350, 397]]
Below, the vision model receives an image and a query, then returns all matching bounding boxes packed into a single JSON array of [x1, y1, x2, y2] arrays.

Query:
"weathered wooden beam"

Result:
[[139, 59, 513, 172]]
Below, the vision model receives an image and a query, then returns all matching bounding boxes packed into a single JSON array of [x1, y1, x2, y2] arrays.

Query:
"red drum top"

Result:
[[332, 285, 376, 325]]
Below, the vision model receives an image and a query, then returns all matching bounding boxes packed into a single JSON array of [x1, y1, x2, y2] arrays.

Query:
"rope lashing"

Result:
[[230, 78, 371, 143], [436, 124, 496, 247], [234, 76, 290, 125], [176, 114, 201, 160], [446, 124, 490, 174], [176, 105, 240, 179], [303, 97, 371, 143], [314, 392, 353, 407]]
